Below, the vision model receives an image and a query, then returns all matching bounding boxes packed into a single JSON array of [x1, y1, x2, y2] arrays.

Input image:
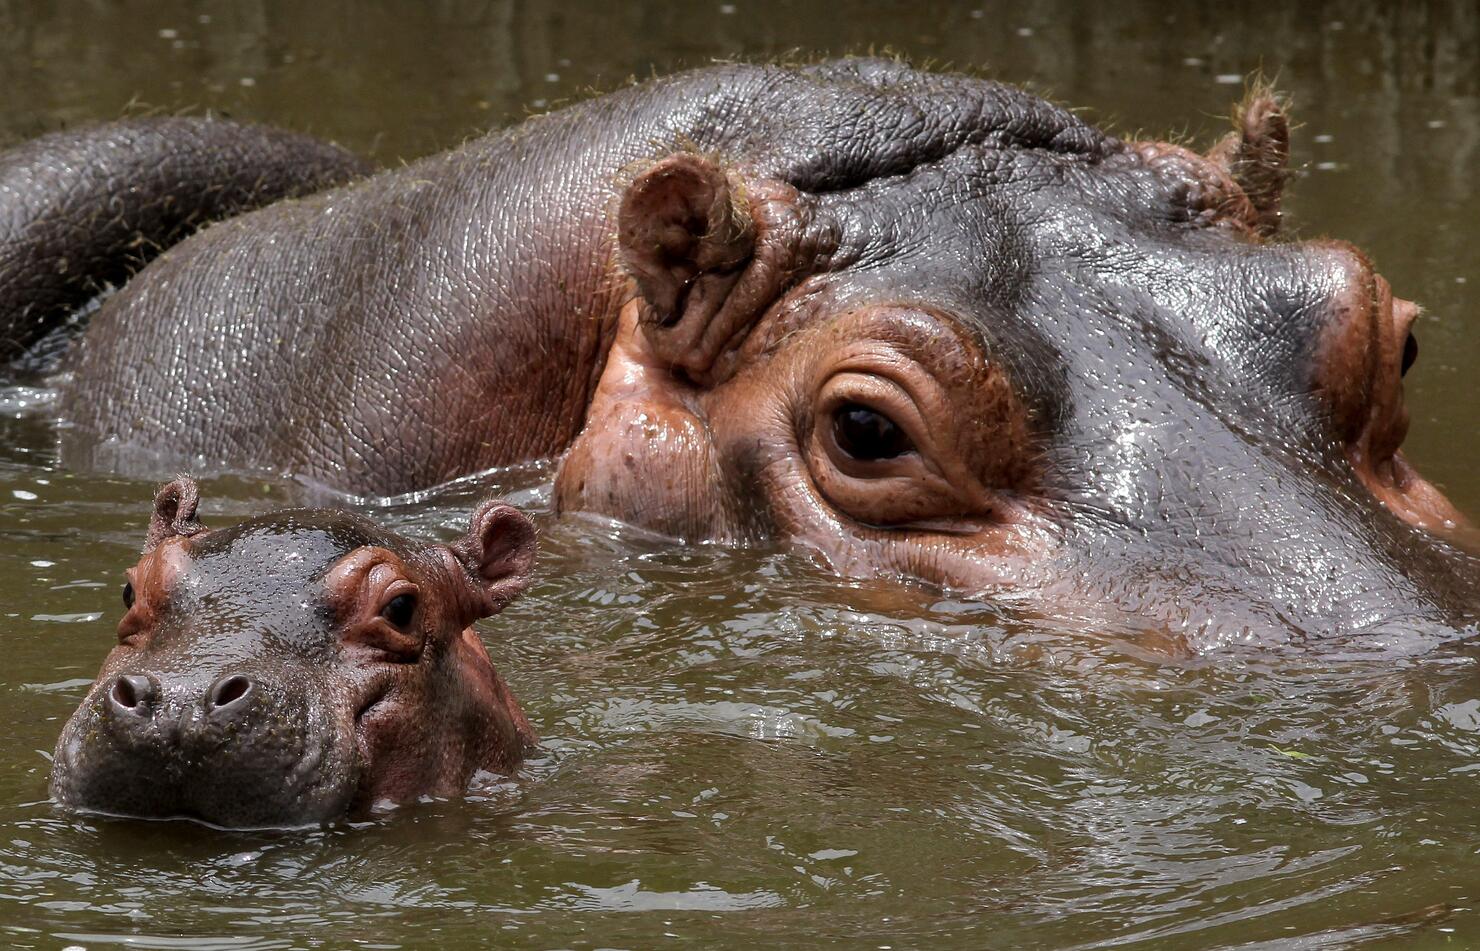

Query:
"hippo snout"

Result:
[[52, 667, 357, 828]]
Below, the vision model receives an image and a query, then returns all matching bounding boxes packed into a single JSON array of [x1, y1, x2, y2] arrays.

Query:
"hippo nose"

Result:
[[107, 673, 158, 718], [205, 674, 254, 718]]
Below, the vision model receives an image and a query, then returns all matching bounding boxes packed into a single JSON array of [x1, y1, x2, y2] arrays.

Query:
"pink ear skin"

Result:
[[619, 152, 813, 388], [143, 475, 206, 553], [618, 152, 754, 324], [444, 501, 540, 770], [450, 500, 538, 617]]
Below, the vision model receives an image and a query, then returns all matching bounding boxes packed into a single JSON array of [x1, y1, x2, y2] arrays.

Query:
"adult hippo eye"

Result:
[[832, 402, 914, 461], [380, 593, 416, 629], [122, 581, 134, 610], [1401, 332, 1418, 378]]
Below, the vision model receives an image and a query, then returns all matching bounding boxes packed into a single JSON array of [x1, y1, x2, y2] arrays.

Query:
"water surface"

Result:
[[2, 1, 1480, 947]]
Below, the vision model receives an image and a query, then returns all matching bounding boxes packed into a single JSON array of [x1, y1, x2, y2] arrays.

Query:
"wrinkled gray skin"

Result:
[[0, 117, 369, 364], [51, 480, 537, 827], [3, 59, 1477, 646]]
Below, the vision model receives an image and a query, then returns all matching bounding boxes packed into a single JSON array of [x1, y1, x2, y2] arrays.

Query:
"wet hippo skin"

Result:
[[49, 478, 538, 827], [0, 59, 1475, 643]]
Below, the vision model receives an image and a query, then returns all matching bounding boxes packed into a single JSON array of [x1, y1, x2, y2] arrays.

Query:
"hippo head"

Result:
[[558, 63, 1479, 644], [51, 479, 537, 827]]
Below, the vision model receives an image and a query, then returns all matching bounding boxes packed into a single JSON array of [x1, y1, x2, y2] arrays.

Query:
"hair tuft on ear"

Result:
[[143, 475, 206, 553], [1206, 82, 1290, 237]]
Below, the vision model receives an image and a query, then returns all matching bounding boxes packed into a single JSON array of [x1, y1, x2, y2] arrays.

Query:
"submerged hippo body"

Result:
[[2, 59, 1477, 643], [51, 479, 538, 827]]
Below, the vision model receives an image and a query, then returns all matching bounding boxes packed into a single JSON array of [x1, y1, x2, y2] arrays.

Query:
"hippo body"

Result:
[[3, 59, 1477, 642], [47, 60, 1093, 493], [50, 480, 538, 827]]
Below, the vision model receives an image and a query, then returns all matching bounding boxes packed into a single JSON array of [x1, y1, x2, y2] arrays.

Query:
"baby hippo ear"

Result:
[[618, 152, 754, 327], [451, 501, 538, 617], [143, 476, 206, 553]]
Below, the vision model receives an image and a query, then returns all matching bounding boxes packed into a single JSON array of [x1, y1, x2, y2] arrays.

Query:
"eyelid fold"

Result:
[[353, 571, 424, 660], [807, 368, 982, 526], [117, 567, 146, 644], [323, 548, 427, 660], [794, 308, 1034, 530], [114, 542, 193, 645]]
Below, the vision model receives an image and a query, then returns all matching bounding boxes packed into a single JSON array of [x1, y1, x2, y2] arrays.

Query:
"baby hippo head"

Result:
[[50, 478, 538, 828]]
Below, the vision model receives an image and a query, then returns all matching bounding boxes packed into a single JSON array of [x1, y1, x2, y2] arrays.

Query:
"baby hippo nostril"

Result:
[[108, 673, 156, 716], [206, 674, 254, 715]]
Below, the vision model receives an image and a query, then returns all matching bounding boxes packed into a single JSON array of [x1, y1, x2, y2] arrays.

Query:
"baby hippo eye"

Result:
[[1401, 332, 1418, 378], [122, 581, 134, 610], [380, 593, 417, 629], [832, 402, 914, 461]]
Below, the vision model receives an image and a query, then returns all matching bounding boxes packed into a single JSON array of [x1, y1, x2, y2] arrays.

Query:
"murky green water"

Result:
[[3, 1, 1480, 947]]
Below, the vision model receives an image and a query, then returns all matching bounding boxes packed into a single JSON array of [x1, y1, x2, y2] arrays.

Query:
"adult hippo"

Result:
[[50, 479, 539, 827], [1, 59, 1475, 644]]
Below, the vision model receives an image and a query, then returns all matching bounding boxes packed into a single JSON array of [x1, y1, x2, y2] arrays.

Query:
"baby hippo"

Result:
[[50, 478, 538, 828]]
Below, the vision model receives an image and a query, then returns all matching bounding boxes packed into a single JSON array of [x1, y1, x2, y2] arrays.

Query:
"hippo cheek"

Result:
[[348, 677, 447, 812], [553, 301, 749, 541], [733, 449, 1061, 597], [346, 623, 533, 814]]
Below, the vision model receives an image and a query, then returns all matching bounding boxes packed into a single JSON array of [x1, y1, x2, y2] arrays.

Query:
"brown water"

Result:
[[2, 1, 1480, 947]]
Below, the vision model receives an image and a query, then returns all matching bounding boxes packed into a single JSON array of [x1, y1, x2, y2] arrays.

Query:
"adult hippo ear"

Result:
[[448, 500, 538, 619], [1205, 86, 1291, 238], [618, 153, 818, 386], [142, 476, 206, 553]]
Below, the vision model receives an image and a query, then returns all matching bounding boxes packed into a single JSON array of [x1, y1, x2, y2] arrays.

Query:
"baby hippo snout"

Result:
[[55, 666, 355, 828]]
